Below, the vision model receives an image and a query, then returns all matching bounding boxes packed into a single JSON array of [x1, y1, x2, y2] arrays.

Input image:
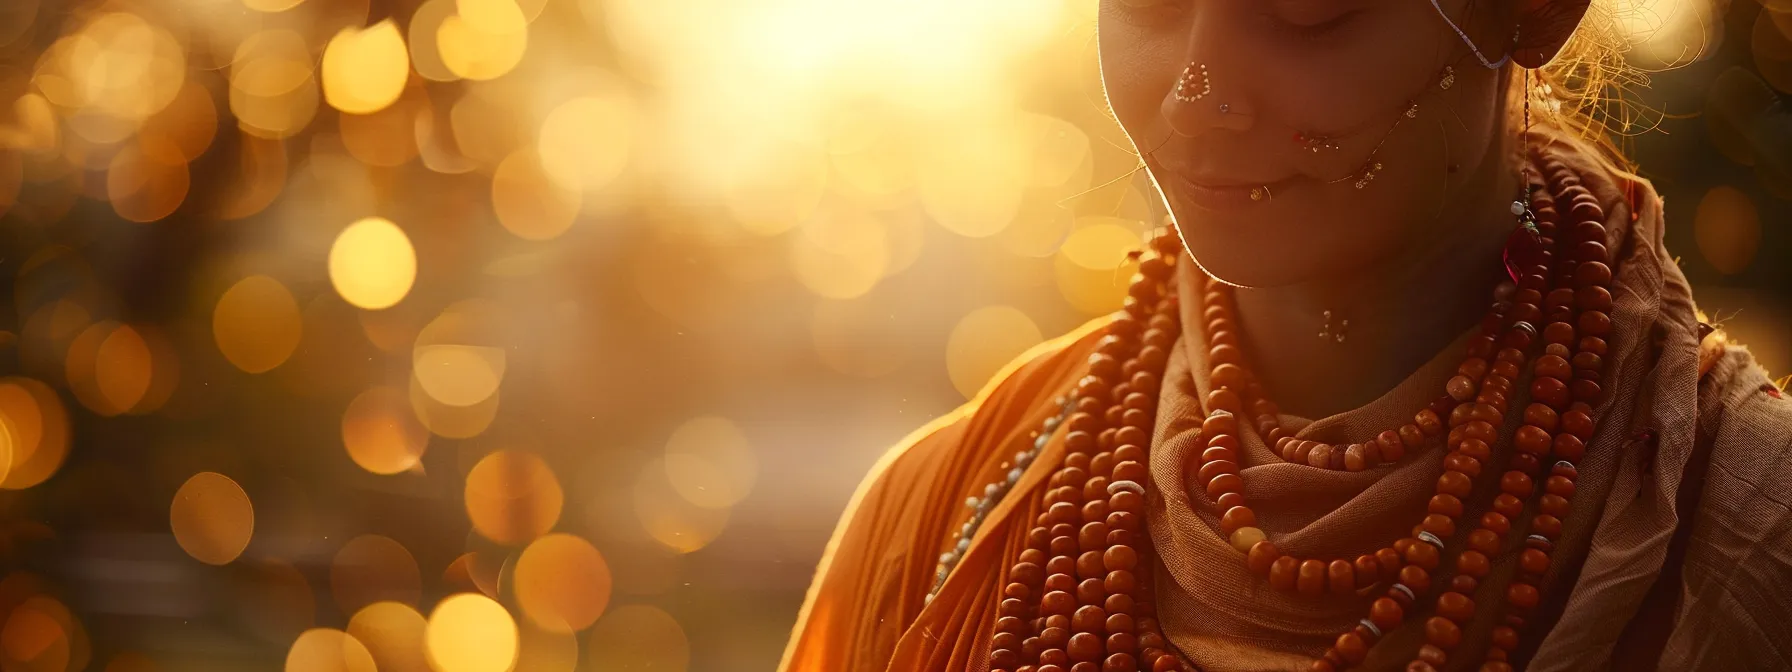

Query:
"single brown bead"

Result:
[[1376, 548, 1403, 576], [1012, 562, 1045, 586], [992, 648, 1022, 669], [1572, 378, 1602, 403], [1080, 522, 1110, 552], [1204, 388, 1241, 415], [1077, 578, 1104, 605], [1436, 591, 1475, 622], [1404, 539, 1440, 570], [1425, 616, 1462, 649], [1247, 541, 1280, 576], [1416, 409, 1445, 436], [1290, 441, 1316, 464], [1560, 410, 1594, 440], [1420, 513, 1456, 538], [1450, 574, 1478, 594], [1457, 550, 1490, 577], [1051, 536, 1078, 557], [1507, 582, 1541, 610], [1110, 490, 1144, 514], [1575, 261, 1612, 287], [1104, 570, 1136, 594], [1369, 597, 1404, 630], [1515, 424, 1552, 456], [1073, 605, 1106, 633], [1297, 559, 1327, 596], [1578, 310, 1612, 337], [1328, 559, 1355, 595], [1005, 583, 1031, 601], [1336, 632, 1369, 664], [1068, 631, 1103, 661], [1398, 424, 1426, 449], [1113, 460, 1148, 484], [1048, 555, 1076, 576], [1456, 438, 1491, 461], [1543, 320, 1576, 345], [1201, 446, 1237, 466], [1398, 564, 1432, 594], [1105, 591, 1134, 615], [1152, 655, 1181, 672], [1104, 545, 1138, 572], [1467, 528, 1500, 555], [1531, 376, 1570, 409], [1078, 551, 1106, 579], [1047, 573, 1076, 593], [1437, 470, 1472, 497], [1103, 653, 1138, 672], [1309, 659, 1336, 672], [1490, 625, 1519, 650], [1524, 403, 1560, 431], [1546, 474, 1576, 497], [1572, 351, 1603, 373], [1344, 444, 1368, 471], [1353, 554, 1380, 585], [1043, 590, 1077, 615], [1105, 612, 1135, 635], [1520, 548, 1551, 576], [1500, 471, 1534, 497], [1541, 493, 1571, 516], [1428, 494, 1463, 518], [1535, 354, 1572, 380], [1553, 433, 1587, 462], [1215, 491, 1246, 511], [1446, 375, 1477, 401], [998, 616, 1027, 635], [1376, 430, 1406, 462]]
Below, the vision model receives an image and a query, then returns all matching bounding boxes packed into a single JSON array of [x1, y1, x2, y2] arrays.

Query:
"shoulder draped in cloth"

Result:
[[778, 132, 1792, 672]]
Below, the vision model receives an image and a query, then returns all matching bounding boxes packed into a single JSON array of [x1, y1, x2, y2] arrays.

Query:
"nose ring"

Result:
[[1174, 63, 1211, 102]]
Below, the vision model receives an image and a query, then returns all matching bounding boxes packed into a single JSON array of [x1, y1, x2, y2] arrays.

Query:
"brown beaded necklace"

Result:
[[984, 149, 1615, 672]]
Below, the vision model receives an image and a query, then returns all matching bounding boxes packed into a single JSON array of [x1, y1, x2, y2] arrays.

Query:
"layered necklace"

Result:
[[979, 148, 1616, 672]]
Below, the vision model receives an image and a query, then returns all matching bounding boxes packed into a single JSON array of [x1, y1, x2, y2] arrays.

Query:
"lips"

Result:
[[1157, 166, 1292, 213]]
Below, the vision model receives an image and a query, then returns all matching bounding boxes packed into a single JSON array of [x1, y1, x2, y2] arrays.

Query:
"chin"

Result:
[[1163, 187, 1404, 290]]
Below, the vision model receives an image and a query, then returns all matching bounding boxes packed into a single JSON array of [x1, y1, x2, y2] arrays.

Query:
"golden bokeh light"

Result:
[[409, 372, 501, 439], [662, 416, 757, 509], [408, 0, 462, 82], [438, 0, 529, 82], [1055, 217, 1146, 314], [284, 628, 376, 672], [322, 20, 411, 115], [442, 551, 503, 598], [229, 29, 321, 138], [216, 132, 289, 220], [1694, 185, 1762, 275], [514, 533, 612, 633], [330, 535, 422, 615], [414, 300, 507, 407], [342, 386, 430, 475], [538, 90, 636, 194], [585, 604, 689, 672], [632, 457, 730, 554], [425, 593, 518, 672], [916, 117, 1029, 238], [810, 294, 908, 378], [329, 217, 418, 310], [725, 141, 829, 237], [139, 81, 218, 163], [1754, 6, 1792, 94], [214, 275, 303, 374], [789, 204, 890, 299], [494, 148, 582, 241], [0, 377, 70, 490], [465, 450, 563, 545], [513, 622, 579, 672], [170, 471, 254, 565], [347, 602, 430, 672], [946, 305, 1045, 399], [90, 323, 153, 416], [0, 595, 70, 672], [106, 136, 190, 223]]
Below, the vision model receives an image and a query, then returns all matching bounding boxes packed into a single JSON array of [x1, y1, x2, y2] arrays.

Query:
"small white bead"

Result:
[[984, 483, 1000, 498], [965, 496, 979, 509], [1108, 480, 1145, 496], [1007, 468, 1023, 484], [956, 537, 970, 553], [939, 551, 956, 565], [1510, 200, 1526, 216]]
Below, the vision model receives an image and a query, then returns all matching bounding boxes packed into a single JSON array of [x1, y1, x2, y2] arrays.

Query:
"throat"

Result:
[[1221, 169, 1521, 421]]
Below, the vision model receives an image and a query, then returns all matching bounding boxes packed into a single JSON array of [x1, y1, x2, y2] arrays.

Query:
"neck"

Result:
[[1230, 153, 1522, 419]]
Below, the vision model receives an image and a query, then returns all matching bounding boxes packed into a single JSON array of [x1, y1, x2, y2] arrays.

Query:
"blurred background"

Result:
[[0, 0, 1786, 670]]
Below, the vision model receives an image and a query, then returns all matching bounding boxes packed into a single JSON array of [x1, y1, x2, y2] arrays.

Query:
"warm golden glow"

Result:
[[0, 377, 70, 490], [946, 305, 1045, 399], [342, 385, 430, 475], [1056, 218, 1147, 314], [0, 595, 70, 672], [170, 471, 254, 565], [92, 323, 153, 415], [347, 602, 430, 672], [633, 457, 730, 553], [438, 0, 529, 81], [284, 628, 377, 672], [514, 533, 612, 632], [425, 593, 518, 672], [662, 416, 757, 509], [585, 604, 689, 672], [330, 535, 422, 614], [465, 450, 563, 545], [537, 90, 636, 194], [329, 217, 418, 310], [1694, 185, 1762, 275], [213, 275, 303, 374], [322, 20, 411, 115]]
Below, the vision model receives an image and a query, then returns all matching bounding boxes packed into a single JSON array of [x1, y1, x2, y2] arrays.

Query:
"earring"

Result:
[[1294, 132, 1340, 153], [1175, 63, 1211, 102], [1319, 310, 1349, 343]]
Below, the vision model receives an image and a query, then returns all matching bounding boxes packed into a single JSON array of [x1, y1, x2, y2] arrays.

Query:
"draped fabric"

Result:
[[778, 131, 1792, 672]]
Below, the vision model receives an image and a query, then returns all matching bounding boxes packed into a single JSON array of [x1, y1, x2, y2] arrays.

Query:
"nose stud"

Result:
[[1174, 63, 1211, 102]]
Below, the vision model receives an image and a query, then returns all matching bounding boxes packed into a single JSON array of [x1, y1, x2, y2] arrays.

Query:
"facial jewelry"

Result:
[[1175, 63, 1211, 102], [1249, 185, 1272, 202], [1294, 132, 1341, 153], [1319, 310, 1349, 343]]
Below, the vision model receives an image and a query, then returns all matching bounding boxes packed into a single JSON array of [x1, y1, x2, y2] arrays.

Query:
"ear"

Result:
[[1512, 0, 1592, 68]]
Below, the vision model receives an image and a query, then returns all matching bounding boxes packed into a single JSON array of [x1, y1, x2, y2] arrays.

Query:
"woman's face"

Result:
[[1098, 0, 1514, 288]]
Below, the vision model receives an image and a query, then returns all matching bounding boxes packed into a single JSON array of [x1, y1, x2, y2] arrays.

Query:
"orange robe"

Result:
[[780, 137, 1792, 671]]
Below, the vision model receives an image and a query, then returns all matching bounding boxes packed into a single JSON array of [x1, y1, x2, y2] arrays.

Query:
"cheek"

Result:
[[1096, 22, 1174, 150]]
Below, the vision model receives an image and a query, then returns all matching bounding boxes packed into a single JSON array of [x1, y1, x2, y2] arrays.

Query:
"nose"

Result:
[[1160, 60, 1256, 137]]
